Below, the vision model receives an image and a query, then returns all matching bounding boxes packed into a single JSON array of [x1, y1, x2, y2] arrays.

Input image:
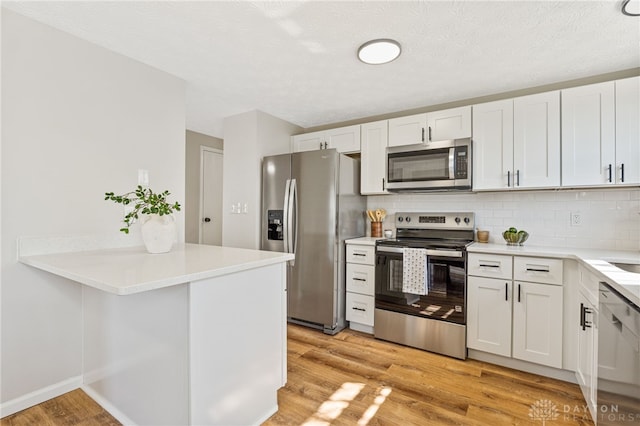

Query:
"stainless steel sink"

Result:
[[612, 263, 640, 273]]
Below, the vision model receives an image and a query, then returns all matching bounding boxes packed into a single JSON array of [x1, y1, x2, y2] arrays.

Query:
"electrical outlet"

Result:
[[570, 212, 582, 226]]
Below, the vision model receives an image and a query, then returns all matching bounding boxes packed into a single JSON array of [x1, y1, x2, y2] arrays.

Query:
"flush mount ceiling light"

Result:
[[357, 39, 401, 65]]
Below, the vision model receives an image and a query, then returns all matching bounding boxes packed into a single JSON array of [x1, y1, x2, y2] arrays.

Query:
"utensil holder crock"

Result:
[[371, 221, 382, 238]]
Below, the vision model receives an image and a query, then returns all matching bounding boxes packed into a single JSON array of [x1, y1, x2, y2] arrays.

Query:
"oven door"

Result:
[[375, 246, 467, 324]]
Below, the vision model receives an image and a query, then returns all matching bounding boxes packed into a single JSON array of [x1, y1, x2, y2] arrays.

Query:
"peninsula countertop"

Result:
[[19, 243, 294, 295]]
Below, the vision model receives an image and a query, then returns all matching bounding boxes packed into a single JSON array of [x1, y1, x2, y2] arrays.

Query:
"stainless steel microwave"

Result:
[[386, 138, 472, 192]]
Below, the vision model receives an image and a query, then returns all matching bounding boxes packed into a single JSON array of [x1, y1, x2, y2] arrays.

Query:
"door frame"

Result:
[[199, 146, 224, 244]]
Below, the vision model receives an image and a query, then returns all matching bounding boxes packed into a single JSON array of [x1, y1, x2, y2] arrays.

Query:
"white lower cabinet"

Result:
[[576, 290, 598, 421], [345, 241, 376, 333], [467, 253, 563, 368]]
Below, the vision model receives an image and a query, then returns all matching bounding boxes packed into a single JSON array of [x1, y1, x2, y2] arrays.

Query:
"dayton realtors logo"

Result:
[[529, 399, 560, 425]]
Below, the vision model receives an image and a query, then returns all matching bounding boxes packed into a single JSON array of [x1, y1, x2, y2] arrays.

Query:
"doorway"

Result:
[[199, 147, 223, 245]]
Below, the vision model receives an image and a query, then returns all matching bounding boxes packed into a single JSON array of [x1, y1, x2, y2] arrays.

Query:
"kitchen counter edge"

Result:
[[19, 243, 294, 296]]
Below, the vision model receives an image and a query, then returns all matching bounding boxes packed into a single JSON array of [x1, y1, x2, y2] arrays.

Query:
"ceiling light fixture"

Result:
[[357, 39, 401, 65], [622, 0, 640, 16]]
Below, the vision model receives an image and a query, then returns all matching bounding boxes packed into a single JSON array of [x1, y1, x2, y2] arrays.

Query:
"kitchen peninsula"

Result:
[[18, 242, 294, 426]]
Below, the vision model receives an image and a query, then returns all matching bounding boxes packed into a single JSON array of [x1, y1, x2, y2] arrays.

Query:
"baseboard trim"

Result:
[[468, 349, 578, 383], [81, 385, 138, 426], [0, 375, 82, 418]]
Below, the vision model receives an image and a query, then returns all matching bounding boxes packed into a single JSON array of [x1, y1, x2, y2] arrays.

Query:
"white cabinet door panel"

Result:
[[512, 281, 563, 368], [426, 106, 471, 142], [562, 82, 616, 186], [388, 113, 427, 147], [327, 125, 361, 153], [513, 91, 560, 188], [472, 100, 514, 190], [360, 120, 389, 194], [292, 131, 325, 152], [467, 276, 512, 357], [615, 76, 640, 185]]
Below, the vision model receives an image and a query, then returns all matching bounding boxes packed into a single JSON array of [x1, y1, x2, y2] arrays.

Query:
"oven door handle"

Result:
[[376, 246, 463, 258]]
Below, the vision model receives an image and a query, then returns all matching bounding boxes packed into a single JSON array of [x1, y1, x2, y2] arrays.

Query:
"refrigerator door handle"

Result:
[[283, 179, 291, 255], [290, 178, 298, 266]]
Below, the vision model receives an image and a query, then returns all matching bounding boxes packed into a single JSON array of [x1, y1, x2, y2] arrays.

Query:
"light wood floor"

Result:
[[2, 324, 593, 425], [264, 324, 593, 425]]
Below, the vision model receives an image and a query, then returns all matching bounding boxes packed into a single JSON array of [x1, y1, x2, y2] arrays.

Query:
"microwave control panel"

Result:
[[454, 146, 468, 179]]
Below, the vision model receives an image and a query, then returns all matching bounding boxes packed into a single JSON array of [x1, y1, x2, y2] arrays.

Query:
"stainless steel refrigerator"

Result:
[[261, 149, 365, 335]]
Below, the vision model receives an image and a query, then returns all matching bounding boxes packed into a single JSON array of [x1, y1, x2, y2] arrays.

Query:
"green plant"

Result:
[[105, 185, 181, 234]]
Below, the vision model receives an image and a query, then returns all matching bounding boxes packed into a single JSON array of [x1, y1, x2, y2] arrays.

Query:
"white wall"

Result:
[[222, 110, 301, 249], [1, 9, 185, 408], [368, 188, 640, 251]]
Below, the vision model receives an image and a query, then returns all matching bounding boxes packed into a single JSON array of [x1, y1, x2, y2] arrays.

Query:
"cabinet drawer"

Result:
[[468, 253, 513, 279], [346, 292, 374, 326], [346, 244, 375, 265], [514, 256, 563, 285], [346, 263, 375, 296]]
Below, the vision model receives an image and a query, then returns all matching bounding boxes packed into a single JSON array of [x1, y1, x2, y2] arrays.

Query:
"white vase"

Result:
[[140, 214, 176, 254]]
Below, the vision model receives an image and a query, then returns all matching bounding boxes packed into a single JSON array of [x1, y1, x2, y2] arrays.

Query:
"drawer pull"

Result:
[[505, 283, 508, 301], [479, 263, 500, 268], [525, 266, 550, 273], [352, 307, 367, 312], [353, 253, 367, 257], [353, 278, 367, 282]]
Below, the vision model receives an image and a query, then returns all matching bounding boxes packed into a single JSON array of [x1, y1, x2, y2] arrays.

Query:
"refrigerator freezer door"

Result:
[[261, 154, 291, 253], [288, 150, 339, 327]]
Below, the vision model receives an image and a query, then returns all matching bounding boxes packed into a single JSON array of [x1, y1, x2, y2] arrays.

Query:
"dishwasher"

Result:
[[597, 282, 640, 425]]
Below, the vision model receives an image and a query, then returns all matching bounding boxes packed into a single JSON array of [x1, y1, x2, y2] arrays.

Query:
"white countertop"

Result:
[[19, 243, 294, 295], [345, 236, 387, 246], [468, 243, 640, 307]]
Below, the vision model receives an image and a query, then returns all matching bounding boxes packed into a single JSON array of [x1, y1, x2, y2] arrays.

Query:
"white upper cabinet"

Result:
[[291, 124, 361, 154], [426, 106, 472, 142], [513, 92, 561, 188], [326, 125, 361, 153], [473, 92, 560, 190], [388, 113, 427, 147], [360, 120, 389, 195], [388, 106, 471, 147], [561, 81, 616, 186], [472, 99, 514, 190], [615, 76, 640, 185], [292, 131, 325, 152]]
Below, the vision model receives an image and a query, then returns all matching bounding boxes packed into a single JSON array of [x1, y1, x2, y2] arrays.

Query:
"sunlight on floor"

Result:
[[357, 386, 392, 425], [302, 382, 392, 426]]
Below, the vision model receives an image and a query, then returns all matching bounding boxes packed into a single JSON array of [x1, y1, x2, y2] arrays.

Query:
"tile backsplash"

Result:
[[367, 188, 640, 251]]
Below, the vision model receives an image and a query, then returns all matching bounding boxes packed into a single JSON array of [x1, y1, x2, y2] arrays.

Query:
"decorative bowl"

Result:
[[502, 229, 529, 246]]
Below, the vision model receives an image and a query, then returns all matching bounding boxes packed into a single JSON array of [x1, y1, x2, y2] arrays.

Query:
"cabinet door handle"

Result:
[[516, 169, 520, 187], [621, 163, 625, 183], [608, 164, 612, 183], [421, 127, 425, 142], [428, 126, 432, 142], [507, 170, 511, 187], [505, 283, 509, 301], [517, 284, 521, 303], [580, 303, 592, 331], [382, 178, 386, 191]]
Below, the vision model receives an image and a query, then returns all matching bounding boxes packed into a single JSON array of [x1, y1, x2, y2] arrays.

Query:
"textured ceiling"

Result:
[[3, 1, 640, 138]]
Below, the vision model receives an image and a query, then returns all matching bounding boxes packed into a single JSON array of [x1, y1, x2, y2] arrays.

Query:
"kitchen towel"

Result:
[[402, 247, 428, 295]]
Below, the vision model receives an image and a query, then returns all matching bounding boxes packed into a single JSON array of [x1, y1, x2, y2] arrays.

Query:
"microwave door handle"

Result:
[[448, 147, 455, 178]]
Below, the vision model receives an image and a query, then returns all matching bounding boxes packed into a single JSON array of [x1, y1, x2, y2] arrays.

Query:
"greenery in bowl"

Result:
[[105, 185, 181, 234]]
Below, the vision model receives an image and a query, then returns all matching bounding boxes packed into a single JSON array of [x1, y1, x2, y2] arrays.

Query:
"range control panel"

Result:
[[395, 212, 475, 231]]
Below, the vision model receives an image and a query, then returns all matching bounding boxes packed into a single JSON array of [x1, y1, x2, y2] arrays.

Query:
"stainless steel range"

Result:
[[374, 212, 474, 359]]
